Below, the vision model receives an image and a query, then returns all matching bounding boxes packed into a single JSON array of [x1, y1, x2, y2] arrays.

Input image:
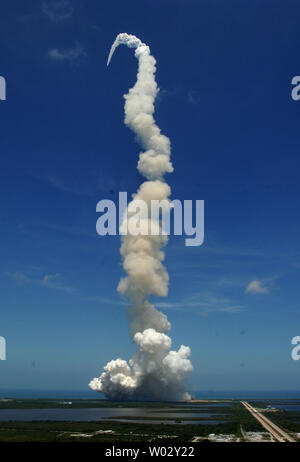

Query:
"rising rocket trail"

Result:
[[89, 33, 193, 401]]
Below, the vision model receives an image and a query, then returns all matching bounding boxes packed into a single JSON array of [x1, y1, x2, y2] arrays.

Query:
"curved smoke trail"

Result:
[[89, 33, 193, 401]]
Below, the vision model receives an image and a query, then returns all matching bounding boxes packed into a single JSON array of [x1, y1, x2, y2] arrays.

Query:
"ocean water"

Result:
[[0, 389, 300, 400], [0, 389, 102, 399], [193, 390, 300, 399]]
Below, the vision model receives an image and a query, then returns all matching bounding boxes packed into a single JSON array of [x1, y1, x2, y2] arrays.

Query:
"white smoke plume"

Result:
[[89, 33, 193, 401]]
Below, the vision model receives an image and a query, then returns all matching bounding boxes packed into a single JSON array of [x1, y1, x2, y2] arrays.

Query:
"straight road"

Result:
[[241, 401, 295, 443]]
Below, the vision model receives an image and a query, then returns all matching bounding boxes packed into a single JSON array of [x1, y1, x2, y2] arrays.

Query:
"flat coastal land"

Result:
[[0, 398, 300, 442]]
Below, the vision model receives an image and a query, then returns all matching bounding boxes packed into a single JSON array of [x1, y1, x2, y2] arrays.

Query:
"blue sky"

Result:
[[1, 0, 300, 392]]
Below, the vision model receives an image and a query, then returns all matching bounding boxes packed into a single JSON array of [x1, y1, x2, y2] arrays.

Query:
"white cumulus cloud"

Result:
[[47, 43, 86, 62], [42, 0, 73, 22], [245, 280, 269, 294]]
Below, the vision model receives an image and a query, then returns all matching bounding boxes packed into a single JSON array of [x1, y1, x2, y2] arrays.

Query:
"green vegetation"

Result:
[[0, 419, 257, 442], [0, 400, 267, 442], [249, 400, 300, 433]]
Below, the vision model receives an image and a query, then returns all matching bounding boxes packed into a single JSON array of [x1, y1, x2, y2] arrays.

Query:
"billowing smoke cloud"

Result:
[[89, 33, 193, 401]]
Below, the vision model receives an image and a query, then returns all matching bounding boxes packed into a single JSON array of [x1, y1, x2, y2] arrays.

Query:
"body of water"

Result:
[[0, 389, 99, 399], [1, 389, 300, 399], [193, 391, 300, 399], [0, 407, 227, 424], [253, 399, 300, 413]]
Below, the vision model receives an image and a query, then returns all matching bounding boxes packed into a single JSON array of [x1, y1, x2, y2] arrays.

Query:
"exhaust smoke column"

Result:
[[89, 33, 193, 401]]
